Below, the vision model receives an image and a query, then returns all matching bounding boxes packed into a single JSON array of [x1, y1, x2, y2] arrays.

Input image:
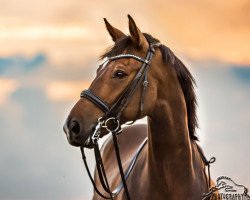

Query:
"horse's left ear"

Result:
[[104, 18, 126, 42], [128, 15, 149, 49]]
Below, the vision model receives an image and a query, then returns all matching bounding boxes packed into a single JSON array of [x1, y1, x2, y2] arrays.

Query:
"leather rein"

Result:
[[80, 42, 159, 200]]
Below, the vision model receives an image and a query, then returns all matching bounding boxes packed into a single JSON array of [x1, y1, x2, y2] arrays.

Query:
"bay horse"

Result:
[[63, 15, 216, 200]]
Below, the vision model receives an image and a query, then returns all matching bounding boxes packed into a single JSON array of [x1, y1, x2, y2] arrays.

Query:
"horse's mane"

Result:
[[101, 34, 198, 140]]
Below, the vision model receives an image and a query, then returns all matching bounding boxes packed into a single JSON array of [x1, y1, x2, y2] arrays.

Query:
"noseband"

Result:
[[80, 42, 159, 200]]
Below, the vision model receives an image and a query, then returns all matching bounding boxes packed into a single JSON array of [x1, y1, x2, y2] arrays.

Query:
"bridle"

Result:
[[79, 40, 216, 200], [80, 42, 160, 200], [81, 43, 160, 125]]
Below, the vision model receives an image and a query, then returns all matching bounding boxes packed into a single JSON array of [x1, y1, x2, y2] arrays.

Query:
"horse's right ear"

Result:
[[104, 18, 126, 42]]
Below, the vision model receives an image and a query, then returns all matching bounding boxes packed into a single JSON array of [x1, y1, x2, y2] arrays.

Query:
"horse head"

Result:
[[63, 15, 162, 148]]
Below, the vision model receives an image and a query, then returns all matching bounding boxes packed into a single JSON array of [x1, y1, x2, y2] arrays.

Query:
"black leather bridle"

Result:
[[79, 41, 216, 200], [81, 43, 159, 124], [80, 42, 160, 200]]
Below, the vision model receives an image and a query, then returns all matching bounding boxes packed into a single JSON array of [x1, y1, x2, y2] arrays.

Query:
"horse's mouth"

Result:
[[65, 129, 93, 148], [67, 137, 84, 147], [82, 136, 95, 149], [67, 135, 94, 149], [66, 124, 109, 149]]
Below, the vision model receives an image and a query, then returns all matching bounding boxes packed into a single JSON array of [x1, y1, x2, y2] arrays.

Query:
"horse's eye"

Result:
[[113, 70, 128, 79]]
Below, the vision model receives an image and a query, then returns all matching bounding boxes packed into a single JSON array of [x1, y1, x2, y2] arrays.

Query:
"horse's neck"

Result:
[[146, 90, 203, 195], [147, 100, 192, 171]]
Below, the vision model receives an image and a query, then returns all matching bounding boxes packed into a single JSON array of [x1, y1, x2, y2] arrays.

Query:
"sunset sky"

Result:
[[0, 0, 250, 199], [1, 0, 250, 103]]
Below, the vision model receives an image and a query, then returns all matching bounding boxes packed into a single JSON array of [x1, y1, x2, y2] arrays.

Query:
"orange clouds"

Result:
[[0, 0, 249, 65], [150, 0, 250, 65], [46, 80, 90, 102]]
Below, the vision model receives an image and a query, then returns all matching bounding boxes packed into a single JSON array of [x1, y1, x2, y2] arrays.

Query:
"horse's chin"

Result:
[[67, 140, 82, 147], [67, 138, 94, 149], [66, 132, 93, 148]]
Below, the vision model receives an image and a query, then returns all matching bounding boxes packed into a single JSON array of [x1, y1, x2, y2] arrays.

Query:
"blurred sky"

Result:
[[0, 0, 250, 200]]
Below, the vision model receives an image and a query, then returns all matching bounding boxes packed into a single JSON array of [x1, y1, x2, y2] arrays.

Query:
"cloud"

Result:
[[231, 67, 250, 83], [0, 25, 92, 40], [0, 53, 48, 106], [0, 86, 94, 200], [1, 0, 250, 65], [0, 52, 96, 103], [46, 80, 90, 101], [0, 53, 46, 75]]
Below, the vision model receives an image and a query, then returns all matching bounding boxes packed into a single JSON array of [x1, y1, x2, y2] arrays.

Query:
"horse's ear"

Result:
[[104, 18, 126, 42], [128, 15, 148, 49]]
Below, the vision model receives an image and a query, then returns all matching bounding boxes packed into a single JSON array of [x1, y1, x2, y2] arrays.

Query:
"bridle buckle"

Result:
[[103, 117, 120, 133], [91, 118, 103, 144], [91, 117, 121, 144]]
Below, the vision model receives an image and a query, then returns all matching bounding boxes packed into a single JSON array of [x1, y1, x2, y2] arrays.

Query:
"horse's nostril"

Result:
[[70, 121, 81, 135]]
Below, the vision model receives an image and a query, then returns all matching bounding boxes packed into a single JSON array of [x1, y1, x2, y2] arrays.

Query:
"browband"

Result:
[[108, 54, 150, 64]]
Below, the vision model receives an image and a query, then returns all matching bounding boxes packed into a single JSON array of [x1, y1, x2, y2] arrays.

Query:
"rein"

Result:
[[80, 42, 159, 199]]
